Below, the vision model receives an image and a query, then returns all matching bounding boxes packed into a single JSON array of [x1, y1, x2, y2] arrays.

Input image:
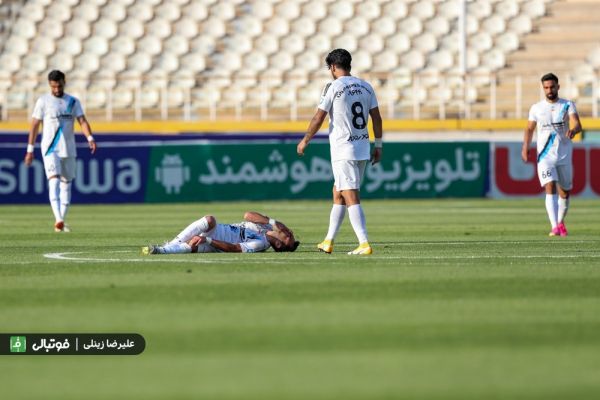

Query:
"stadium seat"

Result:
[[119, 19, 145, 40], [398, 16, 423, 38], [232, 16, 261, 37], [211, 1, 236, 21], [356, 1, 381, 20], [495, 0, 519, 19], [254, 35, 279, 55], [428, 49, 454, 72], [47, 52, 74, 73], [302, 0, 327, 20], [174, 18, 199, 39], [111, 86, 134, 108], [352, 50, 373, 72], [507, 14, 532, 35], [147, 18, 172, 39], [86, 86, 108, 108], [128, 3, 154, 22], [58, 37, 83, 56], [271, 51, 295, 72], [344, 16, 370, 37], [4, 36, 29, 56], [38, 19, 64, 39], [112, 36, 137, 56], [385, 32, 411, 54], [127, 53, 153, 73], [266, 16, 290, 36], [481, 15, 506, 36], [426, 16, 451, 38], [0, 53, 21, 73], [30, 36, 56, 56], [155, 2, 182, 21], [469, 32, 493, 53], [290, 16, 316, 37], [94, 18, 118, 39], [413, 32, 438, 54], [102, 2, 127, 22], [164, 35, 190, 56], [190, 35, 216, 55], [358, 33, 383, 54], [402, 49, 426, 72], [45, 3, 72, 23], [155, 53, 180, 73], [184, 2, 208, 21], [438, 0, 460, 19], [21, 2, 45, 23], [329, 1, 354, 20], [521, 0, 546, 18], [371, 16, 396, 36], [84, 36, 109, 57], [74, 53, 100, 73], [248, 0, 274, 19], [481, 48, 506, 70], [65, 19, 92, 40], [244, 52, 269, 72], [468, 0, 492, 20], [100, 53, 126, 73], [224, 34, 253, 55], [275, 1, 300, 20], [334, 33, 358, 53], [306, 33, 332, 54], [411, 1, 435, 20], [280, 34, 306, 55], [372, 50, 398, 73], [495, 32, 520, 52]]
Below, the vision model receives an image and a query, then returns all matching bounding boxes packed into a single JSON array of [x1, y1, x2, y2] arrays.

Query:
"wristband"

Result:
[[205, 237, 213, 245], [269, 218, 276, 226], [26, 144, 34, 153], [87, 135, 95, 142], [374, 138, 383, 148]]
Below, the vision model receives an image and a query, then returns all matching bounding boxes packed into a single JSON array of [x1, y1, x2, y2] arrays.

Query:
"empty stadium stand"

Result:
[[1, 0, 599, 121]]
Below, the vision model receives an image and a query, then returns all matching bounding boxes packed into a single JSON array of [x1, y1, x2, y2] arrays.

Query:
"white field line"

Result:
[[31, 250, 600, 264]]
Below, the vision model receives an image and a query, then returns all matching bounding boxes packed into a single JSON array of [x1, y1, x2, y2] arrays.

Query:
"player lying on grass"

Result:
[[142, 211, 300, 254]]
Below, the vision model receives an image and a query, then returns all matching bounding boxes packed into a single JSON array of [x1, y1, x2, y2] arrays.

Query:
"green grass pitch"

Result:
[[1, 199, 599, 399]]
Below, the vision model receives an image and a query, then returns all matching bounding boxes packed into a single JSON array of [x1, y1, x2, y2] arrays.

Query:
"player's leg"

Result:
[[556, 163, 573, 236], [170, 215, 216, 244], [43, 153, 64, 231], [318, 185, 346, 254], [538, 162, 559, 236], [339, 160, 371, 255], [58, 157, 76, 232]]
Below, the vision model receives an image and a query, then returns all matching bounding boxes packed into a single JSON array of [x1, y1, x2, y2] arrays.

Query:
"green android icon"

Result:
[[10, 336, 26, 353]]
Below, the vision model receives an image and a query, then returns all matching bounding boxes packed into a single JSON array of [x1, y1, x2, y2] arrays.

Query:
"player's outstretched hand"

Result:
[[521, 146, 529, 162], [89, 140, 97, 154], [370, 147, 382, 165], [297, 139, 308, 156], [567, 129, 577, 139], [24, 152, 34, 166]]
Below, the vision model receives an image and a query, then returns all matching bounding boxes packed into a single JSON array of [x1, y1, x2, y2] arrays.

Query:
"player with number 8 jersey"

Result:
[[297, 49, 383, 255]]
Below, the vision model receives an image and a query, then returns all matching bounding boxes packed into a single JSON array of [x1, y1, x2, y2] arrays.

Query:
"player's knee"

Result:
[[203, 215, 216, 229]]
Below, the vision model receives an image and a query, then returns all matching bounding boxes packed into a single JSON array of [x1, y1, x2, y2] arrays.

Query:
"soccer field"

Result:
[[1, 199, 599, 399]]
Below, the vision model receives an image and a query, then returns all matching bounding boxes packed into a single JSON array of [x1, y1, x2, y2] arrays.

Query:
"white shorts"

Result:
[[43, 154, 76, 181], [537, 161, 572, 190], [332, 160, 367, 191]]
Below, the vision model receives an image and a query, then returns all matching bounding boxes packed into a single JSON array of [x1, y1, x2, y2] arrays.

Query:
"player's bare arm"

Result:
[[25, 118, 42, 166], [297, 109, 327, 156], [77, 115, 97, 154], [188, 235, 242, 253], [369, 106, 383, 165], [243, 211, 291, 235], [522, 120, 537, 162], [567, 113, 582, 139]]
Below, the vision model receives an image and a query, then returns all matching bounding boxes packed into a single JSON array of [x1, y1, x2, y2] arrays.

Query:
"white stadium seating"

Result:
[[4, 0, 592, 120]]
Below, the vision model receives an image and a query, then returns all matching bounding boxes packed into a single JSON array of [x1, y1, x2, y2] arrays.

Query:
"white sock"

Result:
[[59, 180, 71, 221], [558, 196, 569, 223], [48, 178, 62, 222], [347, 204, 368, 244], [161, 242, 192, 254], [170, 217, 210, 244], [325, 204, 346, 240], [545, 194, 558, 228]]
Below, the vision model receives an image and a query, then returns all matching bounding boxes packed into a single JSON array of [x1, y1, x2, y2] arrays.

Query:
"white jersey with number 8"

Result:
[[318, 76, 378, 162]]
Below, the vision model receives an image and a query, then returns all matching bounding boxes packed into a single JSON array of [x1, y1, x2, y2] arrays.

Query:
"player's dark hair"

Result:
[[48, 70, 65, 82], [326, 49, 352, 72], [273, 240, 300, 252], [541, 73, 558, 84]]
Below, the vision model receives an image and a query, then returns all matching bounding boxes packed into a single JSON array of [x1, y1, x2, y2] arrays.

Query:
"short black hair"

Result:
[[48, 70, 65, 82], [541, 73, 558, 84], [326, 49, 352, 72], [273, 240, 300, 253]]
